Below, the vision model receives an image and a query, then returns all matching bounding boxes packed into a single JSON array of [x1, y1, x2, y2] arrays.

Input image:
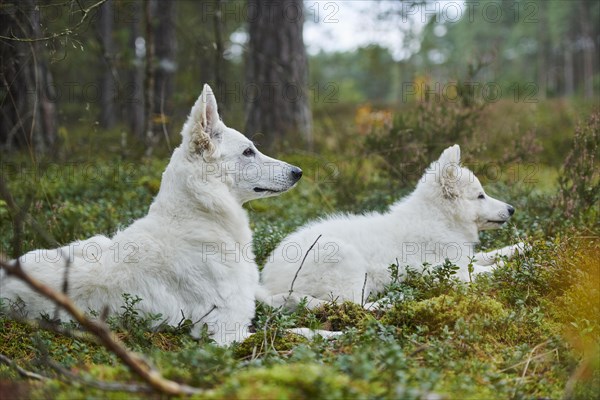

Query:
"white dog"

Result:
[[0, 84, 302, 345], [261, 145, 523, 309]]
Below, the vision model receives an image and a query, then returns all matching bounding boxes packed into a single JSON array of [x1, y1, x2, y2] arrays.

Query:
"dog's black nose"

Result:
[[290, 166, 303, 182], [507, 205, 515, 216]]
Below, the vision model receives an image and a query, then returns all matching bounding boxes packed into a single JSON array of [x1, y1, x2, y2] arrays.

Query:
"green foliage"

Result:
[[211, 363, 376, 399], [298, 301, 372, 331], [1, 102, 599, 398], [381, 291, 545, 345], [156, 344, 238, 389], [309, 45, 396, 104], [378, 259, 462, 304], [362, 65, 486, 186], [416, 0, 600, 98], [233, 329, 307, 360], [2, 0, 600, 396], [0, 157, 163, 256], [104, 293, 162, 349], [555, 112, 600, 227]]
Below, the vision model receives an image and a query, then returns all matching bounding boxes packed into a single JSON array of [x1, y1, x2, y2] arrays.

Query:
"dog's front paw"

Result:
[[288, 327, 342, 340], [512, 242, 531, 255], [468, 264, 497, 278], [363, 296, 399, 311]]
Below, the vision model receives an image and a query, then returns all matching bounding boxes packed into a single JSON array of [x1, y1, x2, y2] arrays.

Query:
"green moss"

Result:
[[1, 105, 598, 399], [381, 293, 508, 336], [299, 301, 371, 331], [0, 319, 38, 360], [30, 380, 149, 400], [233, 330, 308, 359], [0, 317, 113, 366], [210, 363, 376, 399]]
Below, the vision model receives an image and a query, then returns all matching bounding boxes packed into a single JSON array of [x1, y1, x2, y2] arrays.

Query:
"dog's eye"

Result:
[[243, 148, 255, 157], [478, 194, 485, 199]]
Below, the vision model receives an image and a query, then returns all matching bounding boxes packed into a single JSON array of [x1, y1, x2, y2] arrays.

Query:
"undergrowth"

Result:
[[0, 103, 598, 399]]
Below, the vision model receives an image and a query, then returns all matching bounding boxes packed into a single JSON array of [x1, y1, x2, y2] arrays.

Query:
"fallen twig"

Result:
[[360, 272, 368, 307], [286, 234, 322, 304], [0, 353, 47, 381], [47, 359, 155, 393], [0, 259, 205, 396], [0, 353, 158, 394], [499, 340, 552, 373], [3, 315, 101, 345]]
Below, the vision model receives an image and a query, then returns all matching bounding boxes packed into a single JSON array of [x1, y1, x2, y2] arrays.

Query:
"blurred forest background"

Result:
[[0, 0, 598, 156], [0, 1, 599, 398]]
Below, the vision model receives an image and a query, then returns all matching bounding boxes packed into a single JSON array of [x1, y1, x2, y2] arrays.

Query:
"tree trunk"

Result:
[[128, 0, 145, 139], [564, 43, 574, 97], [0, 0, 57, 152], [97, 0, 117, 129], [245, 0, 312, 149], [144, 0, 156, 155], [153, 0, 176, 145], [213, 0, 226, 115], [579, 1, 595, 99], [536, 4, 548, 100]]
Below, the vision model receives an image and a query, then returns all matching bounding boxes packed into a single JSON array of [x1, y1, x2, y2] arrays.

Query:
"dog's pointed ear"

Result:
[[438, 144, 461, 168], [438, 144, 461, 198], [183, 84, 222, 156], [198, 84, 221, 140]]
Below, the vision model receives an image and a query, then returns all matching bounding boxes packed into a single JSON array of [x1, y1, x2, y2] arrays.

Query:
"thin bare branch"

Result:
[[0, 352, 159, 394], [55, 251, 71, 320], [3, 314, 101, 345], [48, 359, 155, 393], [0, 353, 48, 381], [0, 0, 108, 43], [0, 258, 205, 396], [286, 234, 322, 302], [360, 272, 368, 307], [499, 340, 552, 373], [159, 80, 172, 151]]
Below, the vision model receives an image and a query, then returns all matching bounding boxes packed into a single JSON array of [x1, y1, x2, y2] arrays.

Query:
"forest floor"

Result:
[[0, 99, 598, 399]]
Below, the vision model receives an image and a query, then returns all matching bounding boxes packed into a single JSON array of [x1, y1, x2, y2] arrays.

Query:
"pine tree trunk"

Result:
[[128, 0, 145, 139], [564, 43, 574, 97], [153, 0, 176, 143], [213, 0, 226, 115], [245, 0, 312, 149], [536, 5, 548, 100], [0, 0, 57, 152], [579, 1, 595, 99], [144, 0, 156, 154], [97, 0, 117, 129]]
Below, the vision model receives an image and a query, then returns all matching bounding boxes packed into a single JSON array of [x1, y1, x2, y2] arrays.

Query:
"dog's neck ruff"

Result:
[[147, 149, 252, 246]]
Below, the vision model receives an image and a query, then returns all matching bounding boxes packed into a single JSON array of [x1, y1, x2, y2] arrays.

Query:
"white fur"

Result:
[[262, 145, 522, 309], [0, 84, 302, 345]]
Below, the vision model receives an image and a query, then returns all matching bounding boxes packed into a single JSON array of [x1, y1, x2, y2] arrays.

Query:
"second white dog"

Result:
[[262, 145, 523, 309]]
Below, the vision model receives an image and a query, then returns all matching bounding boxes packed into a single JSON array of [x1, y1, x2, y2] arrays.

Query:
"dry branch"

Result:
[[0, 352, 159, 394], [0, 354, 47, 381], [47, 359, 156, 393], [0, 257, 206, 396], [0, 0, 109, 43], [360, 272, 368, 307], [286, 234, 322, 303]]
